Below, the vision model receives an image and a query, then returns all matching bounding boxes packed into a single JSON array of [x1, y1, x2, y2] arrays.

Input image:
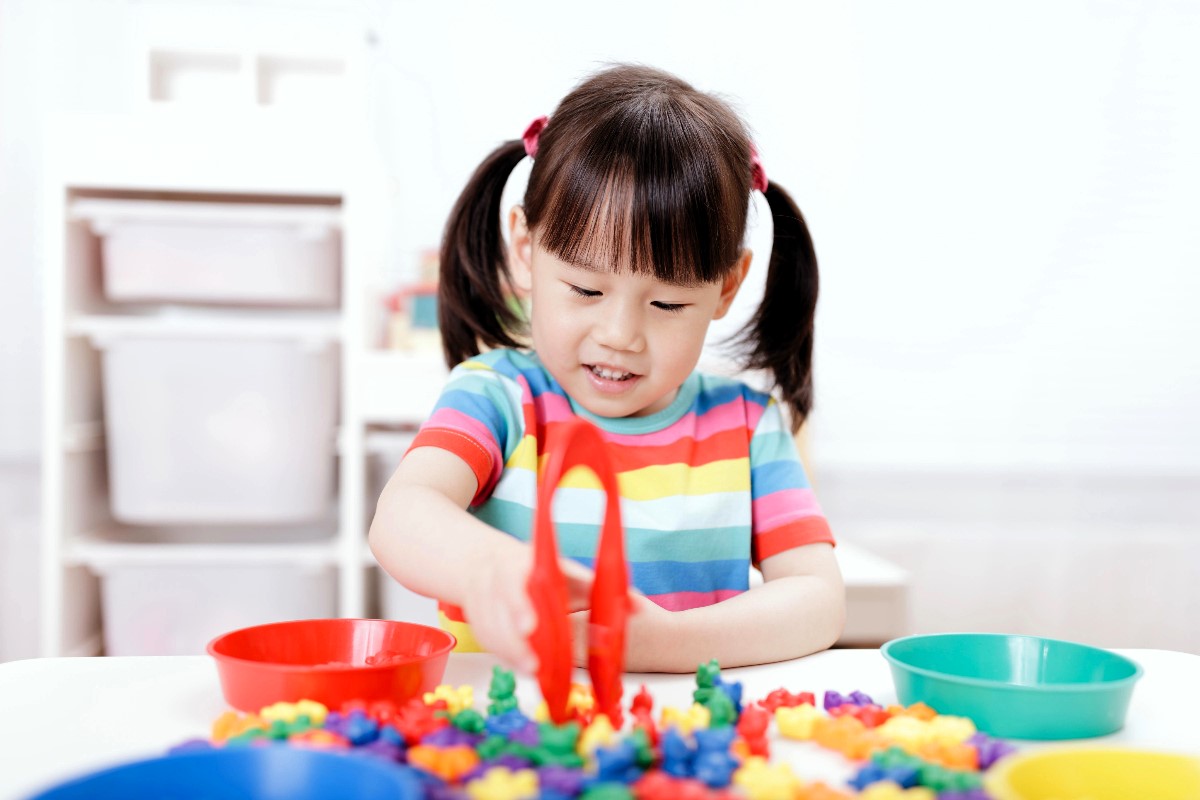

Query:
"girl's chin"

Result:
[[574, 376, 679, 419]]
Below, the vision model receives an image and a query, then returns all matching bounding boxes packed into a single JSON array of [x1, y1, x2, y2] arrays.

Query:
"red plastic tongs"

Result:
[[526, 418, 632, 725]]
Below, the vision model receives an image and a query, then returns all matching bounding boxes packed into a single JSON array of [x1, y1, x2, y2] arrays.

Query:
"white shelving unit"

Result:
[[36, 99, 420, 655]]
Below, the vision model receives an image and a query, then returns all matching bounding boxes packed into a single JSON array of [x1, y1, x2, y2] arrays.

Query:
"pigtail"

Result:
[[741, 182, 818, 432], [438, 139, 529, 369]]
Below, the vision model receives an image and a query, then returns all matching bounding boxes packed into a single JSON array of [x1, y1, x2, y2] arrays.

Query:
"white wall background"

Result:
[[4, 0, 1199, 473], [0, 0, 44, 462], [362, 0, 1200, 475], [2, 0, 1198, 657]]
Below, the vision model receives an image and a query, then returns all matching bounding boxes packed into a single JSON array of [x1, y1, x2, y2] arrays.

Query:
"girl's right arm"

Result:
[[369, 445, 538, 672], [368, 445, 594, 674]]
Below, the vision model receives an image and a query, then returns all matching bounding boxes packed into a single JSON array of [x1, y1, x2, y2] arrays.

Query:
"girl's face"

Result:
[[509, 208, 750, 419]]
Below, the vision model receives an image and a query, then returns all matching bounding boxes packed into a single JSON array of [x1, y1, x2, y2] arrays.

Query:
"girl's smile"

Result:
[[583, 362, 642, 394]]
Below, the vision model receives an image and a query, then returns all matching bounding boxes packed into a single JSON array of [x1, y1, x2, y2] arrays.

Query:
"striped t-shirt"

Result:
[[408, 349, 834, 649]]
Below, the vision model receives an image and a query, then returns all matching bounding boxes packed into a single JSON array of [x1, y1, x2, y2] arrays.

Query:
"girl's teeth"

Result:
[[591, 365, 632, 381]]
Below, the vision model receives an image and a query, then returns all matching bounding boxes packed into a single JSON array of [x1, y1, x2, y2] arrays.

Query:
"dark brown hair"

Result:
[[439, 64, 818, 429]]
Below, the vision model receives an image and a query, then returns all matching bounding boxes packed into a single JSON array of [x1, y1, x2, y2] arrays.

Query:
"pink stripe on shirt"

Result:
[[753, 488, 823, 529], [426, 408, 504, 463], [647, 589, 743, 611], [532, 390, 575, 423], [743, 398, 768, 432], [597, 399, 752, 448]]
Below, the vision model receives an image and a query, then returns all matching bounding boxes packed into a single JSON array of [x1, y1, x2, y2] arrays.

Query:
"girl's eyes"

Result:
[[567, 285, 688, 314]]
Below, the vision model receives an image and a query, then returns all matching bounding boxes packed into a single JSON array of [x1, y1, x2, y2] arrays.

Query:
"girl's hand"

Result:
[[376, 447, 650, 671], [461, 546, 599, 675], [569, 593, 659, 668]]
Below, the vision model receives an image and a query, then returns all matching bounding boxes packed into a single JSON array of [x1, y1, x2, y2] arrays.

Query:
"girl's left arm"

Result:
[[573, 542, 844, 672]]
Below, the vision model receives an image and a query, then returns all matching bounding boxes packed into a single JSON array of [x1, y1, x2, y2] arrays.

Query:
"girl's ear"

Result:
[[508, 206, 533, 296], [713, 249, 752, 320]]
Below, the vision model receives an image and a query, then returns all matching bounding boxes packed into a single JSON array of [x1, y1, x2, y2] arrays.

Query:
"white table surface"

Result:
[[1, 649, 1197, 799]]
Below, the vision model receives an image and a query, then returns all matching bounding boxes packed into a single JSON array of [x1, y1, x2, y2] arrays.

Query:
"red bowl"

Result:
[[207, 618, 456, 712]]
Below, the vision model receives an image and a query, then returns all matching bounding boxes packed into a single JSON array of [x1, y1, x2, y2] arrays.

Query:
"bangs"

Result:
[[526, 92, 750, 286]]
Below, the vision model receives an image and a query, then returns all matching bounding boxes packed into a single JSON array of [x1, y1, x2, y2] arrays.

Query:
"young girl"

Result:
[[370, 64, 844, 674]]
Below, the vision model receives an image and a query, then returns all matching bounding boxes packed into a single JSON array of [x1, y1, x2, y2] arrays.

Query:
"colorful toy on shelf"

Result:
[[384, 281, 440, 351], [383, 248, 442, 352]]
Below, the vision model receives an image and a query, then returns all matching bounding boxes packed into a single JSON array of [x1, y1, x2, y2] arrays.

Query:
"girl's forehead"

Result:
[[541, 247, 711, 290], [532, 227, 710, 289]]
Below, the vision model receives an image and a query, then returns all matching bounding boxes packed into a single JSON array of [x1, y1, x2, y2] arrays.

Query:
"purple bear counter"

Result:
[[1, 648, 1198, 798]]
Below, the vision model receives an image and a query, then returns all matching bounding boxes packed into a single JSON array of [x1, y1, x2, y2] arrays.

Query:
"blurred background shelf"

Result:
[[67, 311, 344, 341], [37, 18, 390, 657], [64, 524, 340, 569]]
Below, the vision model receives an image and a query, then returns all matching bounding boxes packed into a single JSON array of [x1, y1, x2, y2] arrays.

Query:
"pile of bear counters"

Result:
[[174, 660, 1017, 800]]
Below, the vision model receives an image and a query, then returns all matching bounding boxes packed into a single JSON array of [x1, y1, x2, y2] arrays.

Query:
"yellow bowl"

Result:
[[985, 747, 1200, 800]]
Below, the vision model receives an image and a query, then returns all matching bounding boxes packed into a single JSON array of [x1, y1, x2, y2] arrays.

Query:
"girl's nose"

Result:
[[592, 301, 646, 353]]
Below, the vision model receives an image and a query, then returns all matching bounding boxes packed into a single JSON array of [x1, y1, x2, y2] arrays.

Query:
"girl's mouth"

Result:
[[587, 364, 635, 382], [584, 363, 641, 394]]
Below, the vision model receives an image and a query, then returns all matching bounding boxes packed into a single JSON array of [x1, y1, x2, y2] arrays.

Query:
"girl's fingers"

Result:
[[479, 620, 536, 675], [470, 555, 645, 675], [466, 582, 538, 674], [501, 589, 539, 673]]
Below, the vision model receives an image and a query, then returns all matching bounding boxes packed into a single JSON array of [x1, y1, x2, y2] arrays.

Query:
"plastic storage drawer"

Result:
[[99, 335, 338, 524], [98, 562, 336, 656], [75, 199, 341, 307]]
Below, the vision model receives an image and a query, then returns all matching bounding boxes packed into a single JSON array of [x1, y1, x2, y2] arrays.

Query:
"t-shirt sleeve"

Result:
[[407, 359, 525, 505], [749, 398, 835, 564]]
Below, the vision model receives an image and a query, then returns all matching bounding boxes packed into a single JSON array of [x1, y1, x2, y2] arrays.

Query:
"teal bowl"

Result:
[[881, 633, 1142, 740]]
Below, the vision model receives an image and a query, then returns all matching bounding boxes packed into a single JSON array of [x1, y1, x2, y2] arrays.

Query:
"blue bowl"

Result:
[[882, 633, 1142, 740], [27, 747, 425, 800]]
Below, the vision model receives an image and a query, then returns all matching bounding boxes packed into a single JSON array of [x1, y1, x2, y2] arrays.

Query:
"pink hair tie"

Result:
[[523, 116, 548, 159], [750, 143, 769, 193]]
